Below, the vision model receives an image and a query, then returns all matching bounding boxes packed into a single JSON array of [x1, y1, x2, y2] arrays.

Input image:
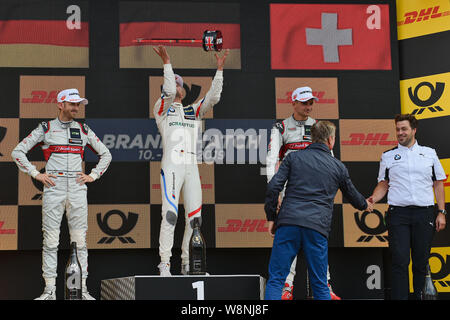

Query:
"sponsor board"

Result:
[[439, 159, 450, 204], [150, 161, 215, 204], [397, 0, 450, 40], [340, 119, 397, 161], [0, 118, 19, 162], [87, 204, 150, 249], [215, 204, 272, 248], [343, 203, 388, 247], [85, 119, 161, 162], [20, 76, 86, 118], [275, 77, 339, 119], [409, 247, 450, 293], [0, 206, 17, 250], [400, 72, 450, 120]]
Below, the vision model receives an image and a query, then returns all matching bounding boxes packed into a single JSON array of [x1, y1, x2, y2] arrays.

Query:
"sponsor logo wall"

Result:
[[398, 0, 450, 295], [397, 0, 450, 40], [409, 247, 450, 293], [0, 0, 407, 253]]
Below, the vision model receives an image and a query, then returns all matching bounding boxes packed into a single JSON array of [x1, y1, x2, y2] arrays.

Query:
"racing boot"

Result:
[[328, 283, 341, 300], [35, 286, 56, 300], [281, 282, 294, 300], [82, 288, 96, 300], [181, 264, 189, 275], [158, 262, 171, 276]]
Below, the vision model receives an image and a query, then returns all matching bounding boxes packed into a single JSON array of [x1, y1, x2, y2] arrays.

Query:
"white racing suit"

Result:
[[11, 118, 111, 287], [154, 63, 223, 266], [267, 115, 332, 285]]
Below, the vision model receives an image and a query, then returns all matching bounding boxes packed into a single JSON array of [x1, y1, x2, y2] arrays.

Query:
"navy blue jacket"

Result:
[[265, 143, 367, 238]]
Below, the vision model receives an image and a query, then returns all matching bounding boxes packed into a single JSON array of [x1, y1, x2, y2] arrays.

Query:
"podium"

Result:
[[101, 275, 266, 300]]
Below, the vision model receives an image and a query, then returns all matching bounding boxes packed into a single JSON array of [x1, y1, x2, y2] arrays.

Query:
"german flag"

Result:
[[0, 0, 89, 68], [119, 2, 241, 69]]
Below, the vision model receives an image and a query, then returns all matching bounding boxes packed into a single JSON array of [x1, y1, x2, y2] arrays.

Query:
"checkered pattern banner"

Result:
[[0, 0, 406, 252]]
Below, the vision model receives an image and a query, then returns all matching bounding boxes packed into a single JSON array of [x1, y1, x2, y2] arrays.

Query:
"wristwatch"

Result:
[[438, 209, 447, 215]]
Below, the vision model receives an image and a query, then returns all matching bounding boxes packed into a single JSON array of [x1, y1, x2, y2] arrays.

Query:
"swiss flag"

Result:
[[270, 4, 392, 70]]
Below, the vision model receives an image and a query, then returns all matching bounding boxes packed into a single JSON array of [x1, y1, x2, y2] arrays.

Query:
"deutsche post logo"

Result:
[[87, 205, 150, 249], [409, 247, 450, 293], [96, 210, 139, 244], [354, 210, 388, 243], [343, 204, 388, 247], [408, 82, 445, 115], [0, 119, 19, 162], [400, 72, 450, 120]]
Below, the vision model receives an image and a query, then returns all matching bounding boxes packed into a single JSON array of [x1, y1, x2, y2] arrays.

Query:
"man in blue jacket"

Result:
[[264, 121, 372, 300]]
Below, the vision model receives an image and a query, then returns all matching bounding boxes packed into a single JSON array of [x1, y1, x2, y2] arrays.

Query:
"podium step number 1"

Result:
[[192, 281, 205, 300]]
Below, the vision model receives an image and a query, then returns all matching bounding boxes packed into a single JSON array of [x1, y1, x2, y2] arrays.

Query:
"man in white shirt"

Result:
[[369, 114, 446, 299]]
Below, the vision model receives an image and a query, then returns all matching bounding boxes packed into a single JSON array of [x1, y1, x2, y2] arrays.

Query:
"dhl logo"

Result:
[[0, 221, 15, 235], [217, 219, 268, 232], [341, 133, 397, 146], [277, 91, 336, 104], [22, 91, 59, 104], [397, 6, 450, 26]]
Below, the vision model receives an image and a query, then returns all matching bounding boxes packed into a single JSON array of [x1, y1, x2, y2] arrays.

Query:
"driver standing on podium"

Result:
[[11, 89, 112, 300], [153, 46, 229, 276]]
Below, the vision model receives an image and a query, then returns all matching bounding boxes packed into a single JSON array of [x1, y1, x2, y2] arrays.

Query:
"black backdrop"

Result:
[[0, 0, 448, 300]]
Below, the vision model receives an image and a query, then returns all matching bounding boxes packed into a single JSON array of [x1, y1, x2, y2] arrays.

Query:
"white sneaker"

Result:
[[181, 264, 189, 275], [158, 262, 171, 276], [82, 289, 96, 300], [34, 286, 56, 300]]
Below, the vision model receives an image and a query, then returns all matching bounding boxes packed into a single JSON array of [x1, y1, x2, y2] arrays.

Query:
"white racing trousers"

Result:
[[42, 174, 88, 286], [159, 161, 202, 266]]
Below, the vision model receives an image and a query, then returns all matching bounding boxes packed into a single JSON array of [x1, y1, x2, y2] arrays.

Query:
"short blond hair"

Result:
[[311, 121, 336, 144]]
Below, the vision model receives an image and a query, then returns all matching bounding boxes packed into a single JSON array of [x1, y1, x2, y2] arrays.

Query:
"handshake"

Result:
[[365, 196, 375, 212]]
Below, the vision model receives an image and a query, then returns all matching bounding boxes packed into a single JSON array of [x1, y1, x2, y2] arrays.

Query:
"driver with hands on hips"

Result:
[[11, 88, 112, 300]]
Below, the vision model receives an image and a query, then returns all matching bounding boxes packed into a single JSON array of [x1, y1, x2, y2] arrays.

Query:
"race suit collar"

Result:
[[56, 117, 73, 128]]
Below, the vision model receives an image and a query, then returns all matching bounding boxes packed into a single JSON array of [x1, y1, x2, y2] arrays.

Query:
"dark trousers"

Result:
[[386, 205, 435, 300]]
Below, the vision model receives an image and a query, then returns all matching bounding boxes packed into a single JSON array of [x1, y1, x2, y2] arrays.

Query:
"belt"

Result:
[[47, 170, 81, 178], [390, 205, 434, 209]]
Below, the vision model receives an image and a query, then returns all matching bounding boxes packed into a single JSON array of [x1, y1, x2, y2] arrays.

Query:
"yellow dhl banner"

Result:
[[400, 72, 450, 120], [439, 158, 450, 204], [397, 0, 450, 40]]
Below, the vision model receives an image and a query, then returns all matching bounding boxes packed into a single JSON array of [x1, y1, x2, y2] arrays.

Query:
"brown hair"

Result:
[[394, 114, 418, 130], [311, 121, 336, 144]]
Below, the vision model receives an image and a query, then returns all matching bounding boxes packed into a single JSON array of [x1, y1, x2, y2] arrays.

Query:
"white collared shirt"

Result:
[[377, 141, 446, 206]]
